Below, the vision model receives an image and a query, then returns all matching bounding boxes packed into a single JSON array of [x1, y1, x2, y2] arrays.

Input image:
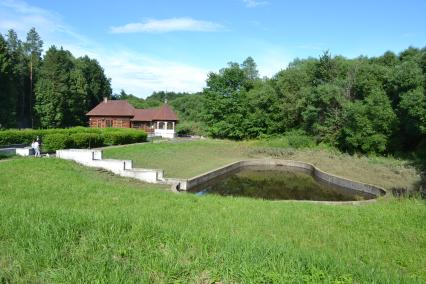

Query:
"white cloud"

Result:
[[110, 17, 223, 33], [243, 0, 269, 8], [0, 1, 208, 97], [256, 48, 292, 78], [96, 51, 208, 96]]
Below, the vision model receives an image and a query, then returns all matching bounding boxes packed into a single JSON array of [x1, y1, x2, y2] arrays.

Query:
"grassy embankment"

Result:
[[0, 140, 425, 282], [103, 139, 420, 191]]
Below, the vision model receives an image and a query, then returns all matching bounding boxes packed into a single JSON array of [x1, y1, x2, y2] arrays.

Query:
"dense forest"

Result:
[[1, 28, 425, 160], [0, 28, 111, 129], [200, 51, 426, 156], [121, 51, 426, 159]]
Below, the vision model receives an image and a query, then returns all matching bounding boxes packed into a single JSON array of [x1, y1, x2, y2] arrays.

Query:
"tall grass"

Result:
[[0, 158, 425, 282]]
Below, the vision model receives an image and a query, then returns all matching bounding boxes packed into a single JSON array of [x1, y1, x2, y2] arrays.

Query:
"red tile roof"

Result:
[[86, 100, 135, 116], [131, 105, 178, 121], [86, 99, 178, 121]]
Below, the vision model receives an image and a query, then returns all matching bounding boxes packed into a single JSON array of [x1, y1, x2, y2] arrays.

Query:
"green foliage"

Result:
[[286, 129, 316, 148], [199, 48, 426, 156], [43, 133, 74, 152], [175, 121, 205, 136], [0, 34, 18, 128], [70, 133, 104, 148], [0, 127, 147, 151], [102, 129, 147, 145], [341, 88, 396, 153]]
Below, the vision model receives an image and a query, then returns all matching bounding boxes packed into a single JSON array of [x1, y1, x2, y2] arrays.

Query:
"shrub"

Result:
[[286, 130, 316, 149], [0, 129, 40, 145], [102, 130, 147, 145], [71, 133, 104, 148], [176, 121, 205, 136], [0, 127, 147, 150], [43, 133, 74, 152]]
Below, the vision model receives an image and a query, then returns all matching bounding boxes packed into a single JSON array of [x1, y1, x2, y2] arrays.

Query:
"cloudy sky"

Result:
[[1, 0, 425, 97]]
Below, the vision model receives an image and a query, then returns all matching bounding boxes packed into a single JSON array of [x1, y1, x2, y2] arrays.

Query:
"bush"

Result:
[[70, 133, 104, 148], [102, 130, 147, 145], [0, 127, 148, 150], [286, 130, 316, 149], [0, 129, 40, 145], [176, 121, 205, 136], [43, 133, 74, 152]]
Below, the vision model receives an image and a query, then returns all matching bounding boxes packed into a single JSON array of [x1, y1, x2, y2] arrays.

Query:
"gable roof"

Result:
[[132, 104, 178, 121], [86, 100, 135, 117], [86, 99, 178, 121]]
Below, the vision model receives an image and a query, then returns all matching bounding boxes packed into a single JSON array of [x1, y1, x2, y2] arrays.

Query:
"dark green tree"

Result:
[[24, 28, 43, 127], [0, 35, 18, 128], [34, 46, 74, 128], [75, 55, 112, 113]]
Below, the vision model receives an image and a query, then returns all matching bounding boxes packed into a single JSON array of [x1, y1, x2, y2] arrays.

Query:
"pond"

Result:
[[187, 165, 375, 201]]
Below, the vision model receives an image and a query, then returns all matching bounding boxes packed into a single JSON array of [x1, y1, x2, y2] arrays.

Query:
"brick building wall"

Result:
[[89, 117, 131, 128]]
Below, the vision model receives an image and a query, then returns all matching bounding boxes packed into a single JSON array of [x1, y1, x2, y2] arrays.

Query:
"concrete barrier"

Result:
[[56, 149, 164, 184], [55, 150, 386, 201], [15, 147, 35, 156], [183, 159, 387, 198]]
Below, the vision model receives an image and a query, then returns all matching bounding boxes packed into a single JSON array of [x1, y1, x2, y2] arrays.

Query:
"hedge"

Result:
[[0, 127, 147, 152]]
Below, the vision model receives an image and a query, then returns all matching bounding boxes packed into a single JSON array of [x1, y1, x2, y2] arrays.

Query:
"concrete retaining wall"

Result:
[[56, 149, 164, 184], [55, 150, 386, 200], [183, 159, 386, 198]]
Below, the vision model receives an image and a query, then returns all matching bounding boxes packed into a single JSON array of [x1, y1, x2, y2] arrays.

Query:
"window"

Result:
[[167, 121, 173, 129], [159, 122, 165, 129], [106, 120, 112, 128], [97, 120, 102, 128]]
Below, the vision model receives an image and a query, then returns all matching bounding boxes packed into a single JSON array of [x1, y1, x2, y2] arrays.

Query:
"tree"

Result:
[[34, 46, 74, 128], [340, 88, 396, 153], [75, 56, 112, 113], [241, 56, 259, 81], [24, 27, 43, 127], [6, 29, 27, 127], [203, 61, 252, 139], [313, 51, 336, 85], [0, 35, 18, 128]]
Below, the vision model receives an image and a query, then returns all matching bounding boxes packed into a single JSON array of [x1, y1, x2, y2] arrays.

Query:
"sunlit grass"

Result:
[[0, 157, 425, 282], [104, 139, 420, 191]]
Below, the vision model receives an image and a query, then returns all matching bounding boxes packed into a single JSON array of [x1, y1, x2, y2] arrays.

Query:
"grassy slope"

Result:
[[103, 139, 420, 191], [0, 158, 425, 283], [104, 140, 250, 178]]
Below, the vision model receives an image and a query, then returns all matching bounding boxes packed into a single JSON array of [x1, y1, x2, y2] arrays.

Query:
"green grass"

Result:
[[104, 139, 250, 178], [104, 139, 420, 191], [0, 158, 425, 282]]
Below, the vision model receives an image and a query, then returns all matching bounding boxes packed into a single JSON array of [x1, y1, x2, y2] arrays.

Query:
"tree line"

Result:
[[0, 28, 111, 129], [1, 29, 425, 157], [125, 51, 425, 158]]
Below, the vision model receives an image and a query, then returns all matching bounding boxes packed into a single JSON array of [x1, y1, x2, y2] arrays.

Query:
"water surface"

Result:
[[188, 166, 373, 201]]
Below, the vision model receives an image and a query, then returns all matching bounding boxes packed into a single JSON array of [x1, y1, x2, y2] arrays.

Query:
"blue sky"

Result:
[[1, 0, 425, 97]]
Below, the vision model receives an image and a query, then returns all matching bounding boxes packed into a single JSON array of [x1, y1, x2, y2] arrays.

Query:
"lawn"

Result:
[[103, 139, 421, 191], [0, 140, 426, 283], [0, 144, 425, 282]]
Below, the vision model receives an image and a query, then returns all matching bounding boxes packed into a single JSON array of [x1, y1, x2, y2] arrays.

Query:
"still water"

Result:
[[188, 166, 373, 201]]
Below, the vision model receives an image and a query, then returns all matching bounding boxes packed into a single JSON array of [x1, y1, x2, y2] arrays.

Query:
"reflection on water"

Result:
[[188, 166, 373, 201]]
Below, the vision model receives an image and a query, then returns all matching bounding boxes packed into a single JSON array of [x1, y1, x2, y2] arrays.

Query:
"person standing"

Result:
[[33, 140, 41, 157]]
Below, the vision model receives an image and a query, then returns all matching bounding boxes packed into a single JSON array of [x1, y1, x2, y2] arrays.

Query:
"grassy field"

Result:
[[0, 157, 425, 283], [104, 139, 421, 191]]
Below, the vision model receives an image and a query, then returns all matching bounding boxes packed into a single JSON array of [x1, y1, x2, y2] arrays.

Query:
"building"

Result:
[[86, 98, 178, 138]]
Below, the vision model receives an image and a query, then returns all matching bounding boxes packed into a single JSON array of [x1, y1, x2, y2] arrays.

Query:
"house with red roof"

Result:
[[86, 98, 179, 138]]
